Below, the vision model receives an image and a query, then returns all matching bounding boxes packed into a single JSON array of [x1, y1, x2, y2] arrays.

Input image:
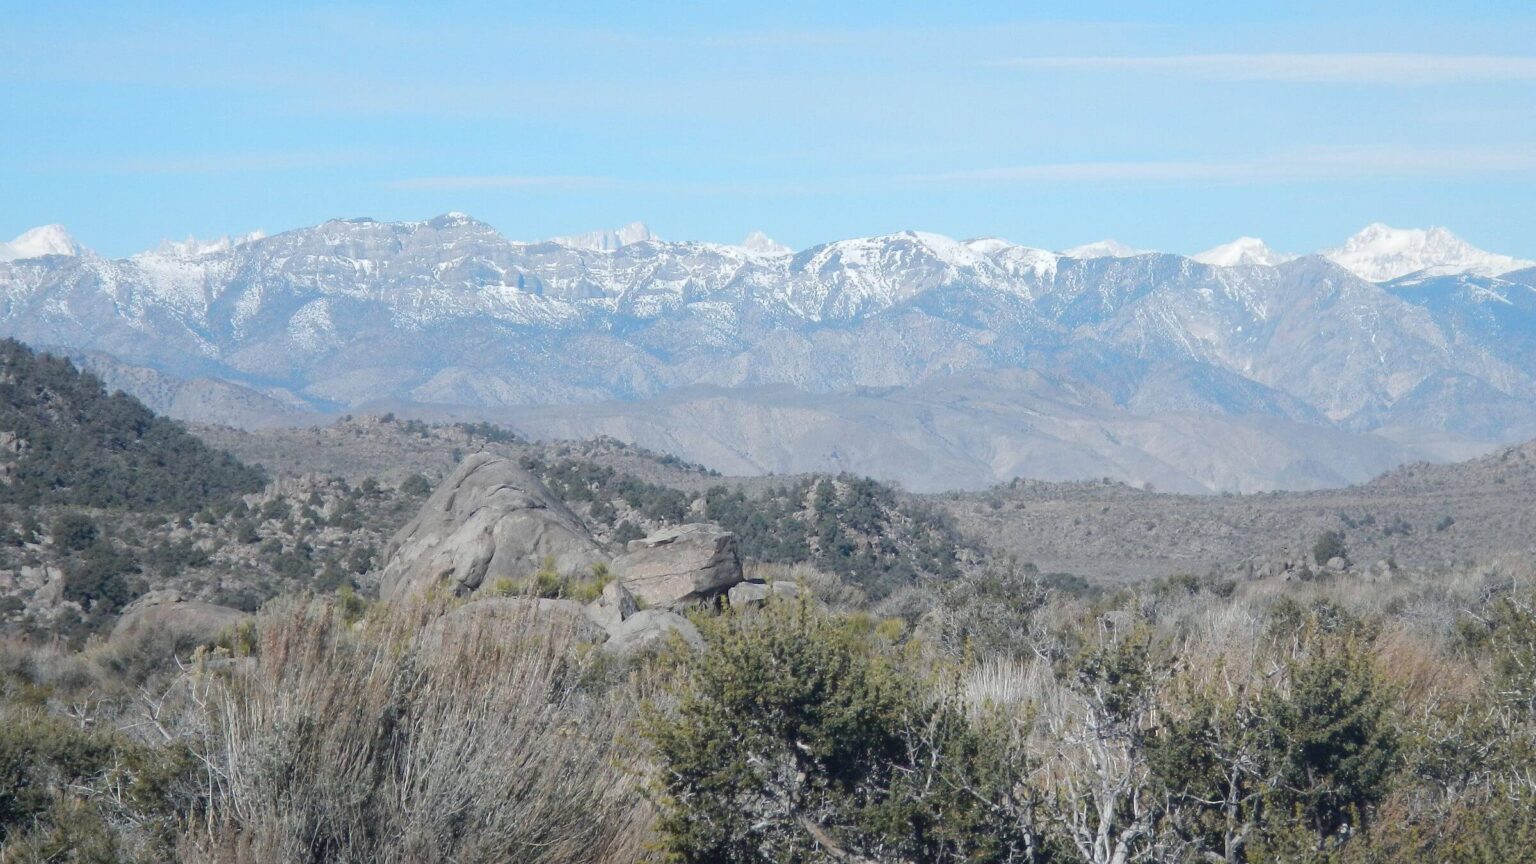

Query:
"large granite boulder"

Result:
[[110, 591, 249, 650], [378, 454, 606, 601], [602, 609, 705, 655], [419, 597, 604, 651], [612, 523, 743, 609]]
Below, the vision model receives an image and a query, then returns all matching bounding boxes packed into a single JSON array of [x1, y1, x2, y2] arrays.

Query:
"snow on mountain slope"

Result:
[[0, 225, 83, 261], [1192, 237, 1296, 267], [1324, 223, 1533, 282], [1061, 239, 1149, 259], [787, 230, 1009, 318]]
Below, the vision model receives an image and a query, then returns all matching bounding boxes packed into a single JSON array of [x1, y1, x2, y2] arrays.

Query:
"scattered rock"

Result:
[[727, 580, 801, 609], [34, 566, 65, 605], [612, 523, 742, 609], [378, 454, 606, 601], [602, 608, 705, 655], [1327, 556, 1348, 572], [1360, 559, 1394, 582], [1100, 609, 1135, 631], [585, 580, 639, 634]]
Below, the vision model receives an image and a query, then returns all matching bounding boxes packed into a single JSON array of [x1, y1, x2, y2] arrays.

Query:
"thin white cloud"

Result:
[[1000, 53, 1536, 85], [916, 148, 1536, 185], [389, 175, 614, 191], [923, 161, 1263, 183], [101, 152, 377, 174]]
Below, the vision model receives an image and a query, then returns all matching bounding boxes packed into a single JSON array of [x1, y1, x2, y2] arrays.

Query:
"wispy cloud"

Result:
[[999, 53, 1536, 85], [388, 175, 615, 191], [916, 148, 1536, 185], [96, 152, 378, 174]]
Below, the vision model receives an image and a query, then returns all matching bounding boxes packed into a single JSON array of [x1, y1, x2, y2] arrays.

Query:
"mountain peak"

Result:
[[1060, 239, 1148, 259], [0, 225, 83, 262], [426, 211, 498, 231], [149, 229, 266, 259], [549, 221, 658, 252], [741, 230, 791, 256], [1325, 223, 1533, 281], [1192, 236, 1296, 268], [962, 237, 1016, 255]]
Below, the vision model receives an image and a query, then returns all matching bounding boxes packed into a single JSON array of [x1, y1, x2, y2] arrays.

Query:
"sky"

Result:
[[3, 1, 1535, 258]]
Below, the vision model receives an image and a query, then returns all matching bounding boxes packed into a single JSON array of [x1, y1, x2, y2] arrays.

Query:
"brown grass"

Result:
[[179, 594, 656, 864]]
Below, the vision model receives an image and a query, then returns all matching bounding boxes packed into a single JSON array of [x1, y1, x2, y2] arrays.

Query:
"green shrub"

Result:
[[645, 600, 1029, 863], [1262, 632, 1398, 845], [1313, 530, 1348, 564], [399, 473, 433, 496], [0, 706, 194, 852], [49, 513, 99, 552]]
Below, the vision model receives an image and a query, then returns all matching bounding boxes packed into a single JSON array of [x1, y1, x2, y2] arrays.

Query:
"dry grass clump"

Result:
[[180, 594, 655, 864]]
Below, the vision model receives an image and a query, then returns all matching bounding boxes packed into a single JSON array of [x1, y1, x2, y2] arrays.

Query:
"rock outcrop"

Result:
[[611, 524, 742, 609], [378, 454, 606, 601], [110, 591, 248, 650]]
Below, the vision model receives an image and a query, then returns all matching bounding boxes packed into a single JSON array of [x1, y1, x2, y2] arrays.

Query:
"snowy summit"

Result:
[[1192, 237, 1296, 268], [0, 225, 83, 262], [741, 231, 791, 256], [149, 230, 267, 259], [1323, 223, 1534, 282], [547, 221, 657, 252], [1060, 239, 1148, 259]]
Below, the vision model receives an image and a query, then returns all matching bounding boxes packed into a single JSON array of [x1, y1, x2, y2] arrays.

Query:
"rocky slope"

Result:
[[201, 415, 1536, 589], [939, 437, 1536, 583]]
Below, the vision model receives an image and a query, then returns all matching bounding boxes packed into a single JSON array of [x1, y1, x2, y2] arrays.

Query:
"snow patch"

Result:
[[287, 299, 337, 352]]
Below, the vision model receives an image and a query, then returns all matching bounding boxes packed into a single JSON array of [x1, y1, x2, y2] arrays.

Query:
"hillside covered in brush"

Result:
[[0, 339, 265, 511], [524, 455, 971, 599]]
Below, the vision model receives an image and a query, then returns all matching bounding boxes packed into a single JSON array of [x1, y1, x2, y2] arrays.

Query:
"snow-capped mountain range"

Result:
[[6, 218, 1524, 281], [1, 215, 1532, 492]]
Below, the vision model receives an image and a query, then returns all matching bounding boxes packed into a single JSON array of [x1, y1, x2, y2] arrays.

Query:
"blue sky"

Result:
[[3, 1, 1534, 258]]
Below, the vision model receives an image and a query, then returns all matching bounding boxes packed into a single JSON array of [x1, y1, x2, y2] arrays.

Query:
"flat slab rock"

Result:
[[612, 523, 743, 609], [378, 454, 606, 601], [727, 580, 801, 608]]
